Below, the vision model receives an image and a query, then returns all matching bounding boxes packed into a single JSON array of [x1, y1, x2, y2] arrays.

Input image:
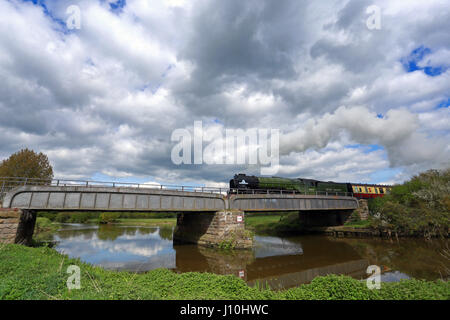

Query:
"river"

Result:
[[46, 223, 449, 289]]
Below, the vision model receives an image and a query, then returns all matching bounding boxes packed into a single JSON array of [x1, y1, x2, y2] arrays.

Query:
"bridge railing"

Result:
[[0, 177, 354, 203], [0, 177, 230, 198]]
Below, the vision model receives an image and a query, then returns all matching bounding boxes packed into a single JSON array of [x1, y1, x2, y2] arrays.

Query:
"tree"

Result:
[[0, 149, 54, 181], [370, 168, 450, 237]]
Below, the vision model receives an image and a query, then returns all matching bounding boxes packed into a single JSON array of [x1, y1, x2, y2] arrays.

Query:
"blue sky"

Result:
[[402, 46, 448, 77]]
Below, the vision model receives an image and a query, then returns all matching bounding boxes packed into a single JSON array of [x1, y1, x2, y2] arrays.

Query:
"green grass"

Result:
[[33, 217, 61, 242], [247, 214, 373, 234], [37, 211, 178, 223], [343, 219, 373, 228], [1, 244, 448, 300], [245, 215, 282, 229], [246, 213, 305, 235]]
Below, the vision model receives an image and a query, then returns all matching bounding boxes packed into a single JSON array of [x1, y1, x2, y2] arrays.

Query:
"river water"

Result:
[[49, 223, 449, 289]]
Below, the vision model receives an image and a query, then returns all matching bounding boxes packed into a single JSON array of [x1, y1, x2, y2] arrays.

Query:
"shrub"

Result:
[[69, 212, 92, 223], [54, 212, 71, 223], [371, 168, 450, 236], [99, 212, 121, 224], [54, 212, 97, 223], [37, 211, 57, 221]]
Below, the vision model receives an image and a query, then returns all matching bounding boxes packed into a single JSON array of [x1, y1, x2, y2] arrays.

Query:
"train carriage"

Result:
[[229, 173, 391, 199], [351, 184, 391, 199]]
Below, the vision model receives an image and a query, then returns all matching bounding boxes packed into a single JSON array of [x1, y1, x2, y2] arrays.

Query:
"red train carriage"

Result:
[[351, 184, 391, 199]]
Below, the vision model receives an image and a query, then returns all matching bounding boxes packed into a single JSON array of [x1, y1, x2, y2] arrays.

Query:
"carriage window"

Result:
[[379, 188, 384, 194], [365, 187, 368, 193]]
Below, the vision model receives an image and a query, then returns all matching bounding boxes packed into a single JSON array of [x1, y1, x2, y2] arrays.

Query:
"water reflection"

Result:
[[328, 237, 449, 281], [253, 236, 303, 258], [381, 271, 410, 282], [51, 224, 449, 289], [246, 236, 369, 288], [55, 225, 175, 271]]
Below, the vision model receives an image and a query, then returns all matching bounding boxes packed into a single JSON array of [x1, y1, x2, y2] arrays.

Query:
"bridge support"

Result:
[[354, 199, 369, 220], [0, 208, 37, 245], [298, 210, 352, 228], [173, 210, 253, 249]]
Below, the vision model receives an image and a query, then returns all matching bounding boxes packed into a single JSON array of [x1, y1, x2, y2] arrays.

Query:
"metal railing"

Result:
[[0, 176, 355, 203], [0, 177, 228, 198]]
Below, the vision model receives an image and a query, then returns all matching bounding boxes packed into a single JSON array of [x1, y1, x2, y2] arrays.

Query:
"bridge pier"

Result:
[[354, 199, 369, 220], [298, 210, 352, 228], [0, 208, 37, 245], [173, 210, 253, 249]]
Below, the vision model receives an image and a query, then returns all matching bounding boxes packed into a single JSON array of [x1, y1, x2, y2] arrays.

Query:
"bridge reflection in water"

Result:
[[174, 236, 369, 289]]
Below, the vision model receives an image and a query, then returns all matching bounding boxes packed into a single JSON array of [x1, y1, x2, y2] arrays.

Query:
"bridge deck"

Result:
[[2, 185, 358, 212]]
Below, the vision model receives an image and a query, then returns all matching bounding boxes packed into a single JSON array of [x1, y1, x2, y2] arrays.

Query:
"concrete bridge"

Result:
[[0, 177, 359, 248]]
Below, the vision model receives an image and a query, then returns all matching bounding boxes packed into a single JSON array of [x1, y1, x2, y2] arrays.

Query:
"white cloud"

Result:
[[0, 0, 449, 186]]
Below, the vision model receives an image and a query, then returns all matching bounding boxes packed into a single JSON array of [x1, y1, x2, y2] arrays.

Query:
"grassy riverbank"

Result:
[[33, 217, 61, 242], [37, 211, 177, 224], [0, 244, 448, 300], [245, 213, 305, 235]]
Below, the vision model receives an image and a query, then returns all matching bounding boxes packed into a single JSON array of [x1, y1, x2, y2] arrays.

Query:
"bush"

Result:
[[371, 168, 450, 236], [37, 211, 57, 221], [54, 212, 71, 223], [34, 217, 57, 234], [98, 212, 121, 224], [368, 197, 385, 216], [349, 210, 361, 223], [113, 212, 177, 219], [69, 212, 93, 223], [46, 211, 176, 224], [54, 212, 97, 223], [33, 217, 60, 243]]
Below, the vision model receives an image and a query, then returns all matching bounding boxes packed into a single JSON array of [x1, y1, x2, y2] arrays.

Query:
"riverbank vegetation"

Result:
[[246, 213, 301, 235], [368, 168, 449, 237], [0, 244, 448, 300], [33, 217, 60, 242], [37, 211, 177, 225], [114, 218, 176, 226]]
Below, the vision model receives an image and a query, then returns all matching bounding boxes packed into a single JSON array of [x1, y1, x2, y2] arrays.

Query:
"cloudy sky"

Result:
[[0, 0, 449, 187]]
